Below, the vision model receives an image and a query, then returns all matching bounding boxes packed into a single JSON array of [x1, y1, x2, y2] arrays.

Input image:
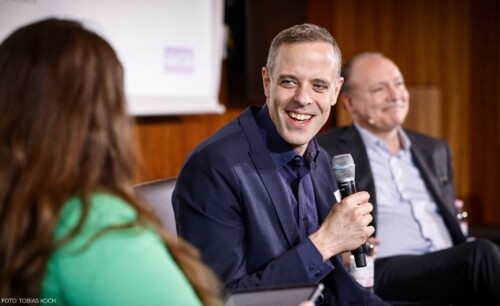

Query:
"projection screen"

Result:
[[0, 0, 225, 116]]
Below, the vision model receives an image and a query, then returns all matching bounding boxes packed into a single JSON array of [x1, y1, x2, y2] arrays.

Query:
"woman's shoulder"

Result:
[[43, 193, 203, 306], [55, 193, 138, 242]]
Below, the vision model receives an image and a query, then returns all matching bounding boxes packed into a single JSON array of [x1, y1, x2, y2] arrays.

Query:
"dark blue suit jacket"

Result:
[[316, 125, 466, 245], [173, 106, 387, 305]]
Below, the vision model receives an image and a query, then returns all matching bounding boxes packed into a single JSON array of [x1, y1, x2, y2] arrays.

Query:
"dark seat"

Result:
[[135, 177, 177, 235]]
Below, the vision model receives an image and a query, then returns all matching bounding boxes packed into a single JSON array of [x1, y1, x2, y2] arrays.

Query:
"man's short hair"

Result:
[[266, 23, 342, 77]]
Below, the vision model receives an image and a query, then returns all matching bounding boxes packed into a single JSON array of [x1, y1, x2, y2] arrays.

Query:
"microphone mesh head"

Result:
[[332, 154, 355, 183]]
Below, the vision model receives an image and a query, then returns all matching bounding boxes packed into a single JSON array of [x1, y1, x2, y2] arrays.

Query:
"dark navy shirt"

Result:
[[255, 106, 320, 238], [254, 105, 335, 287]]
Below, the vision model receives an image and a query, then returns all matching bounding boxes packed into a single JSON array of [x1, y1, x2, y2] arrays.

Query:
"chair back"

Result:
[[135, 177, 177, 235]]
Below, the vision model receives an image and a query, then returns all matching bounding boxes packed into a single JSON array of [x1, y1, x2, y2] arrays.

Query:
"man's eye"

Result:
[[313, 84, 328, 92], [280, 79, 296, 87]]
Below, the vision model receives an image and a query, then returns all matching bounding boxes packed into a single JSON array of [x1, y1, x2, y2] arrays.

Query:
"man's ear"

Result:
[[331, 77, 344, 106], [262, 67, 270, 98], [341, 93, 354, 113]]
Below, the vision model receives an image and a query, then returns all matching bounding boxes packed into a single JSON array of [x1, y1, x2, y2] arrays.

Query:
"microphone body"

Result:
[[332, 154, 367, 268]]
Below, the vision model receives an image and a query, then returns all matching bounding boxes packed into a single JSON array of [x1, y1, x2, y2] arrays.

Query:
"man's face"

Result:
[[343, 56, 409, 134], [262, 42, 343, 155]]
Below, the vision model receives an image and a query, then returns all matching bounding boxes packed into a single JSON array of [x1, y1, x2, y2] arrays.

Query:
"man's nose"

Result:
[[294, 85, 313, 105], [387, 85, 399, 101]]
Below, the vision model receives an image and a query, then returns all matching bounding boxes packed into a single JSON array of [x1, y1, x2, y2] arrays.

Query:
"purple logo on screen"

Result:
[[164, 47, 194, 73]]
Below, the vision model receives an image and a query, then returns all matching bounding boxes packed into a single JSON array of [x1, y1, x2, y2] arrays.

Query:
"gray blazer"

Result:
[[317, 125, 466, 245]]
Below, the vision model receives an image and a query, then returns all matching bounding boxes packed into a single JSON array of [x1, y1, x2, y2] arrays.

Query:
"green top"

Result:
[[41, 193, 202, 306]]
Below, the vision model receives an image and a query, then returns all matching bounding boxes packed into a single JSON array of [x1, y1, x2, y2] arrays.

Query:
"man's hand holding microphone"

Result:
[[309, 154, 374, 265]]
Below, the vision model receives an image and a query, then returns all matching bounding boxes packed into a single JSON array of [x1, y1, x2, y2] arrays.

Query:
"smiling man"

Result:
[[173, 24, 388, 305], [317, 52, 500, 305]]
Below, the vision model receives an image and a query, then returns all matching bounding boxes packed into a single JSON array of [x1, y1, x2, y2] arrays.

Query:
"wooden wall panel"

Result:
[[132, 108, 243, 183], [403, 87, 442, 139], [469, 0, 500, 224]]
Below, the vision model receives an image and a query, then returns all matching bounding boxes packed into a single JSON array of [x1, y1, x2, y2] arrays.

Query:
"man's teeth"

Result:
[[289, 112, 311, 121]]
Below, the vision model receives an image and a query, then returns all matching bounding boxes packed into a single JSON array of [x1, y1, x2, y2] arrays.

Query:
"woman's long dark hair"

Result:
[[0, 18, 220, 305]]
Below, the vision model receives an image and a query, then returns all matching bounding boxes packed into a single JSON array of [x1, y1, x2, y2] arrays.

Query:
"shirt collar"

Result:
[[354, 123, 411, 153], [255, 105, 319, 168]]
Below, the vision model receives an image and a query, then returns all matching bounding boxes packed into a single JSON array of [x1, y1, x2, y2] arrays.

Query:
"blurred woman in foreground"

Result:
[[0, 18, 221, 306]]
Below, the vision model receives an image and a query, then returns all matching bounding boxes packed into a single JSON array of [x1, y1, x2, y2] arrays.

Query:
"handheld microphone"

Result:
[[332, 154, 367, 268]]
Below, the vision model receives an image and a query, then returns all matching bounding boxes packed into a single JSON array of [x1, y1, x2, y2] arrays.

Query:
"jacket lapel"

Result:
[[311, 156, 337, 223], [410, 138, 466, 243], [410, 144, 444, 203], [239, 107, 301, 247]]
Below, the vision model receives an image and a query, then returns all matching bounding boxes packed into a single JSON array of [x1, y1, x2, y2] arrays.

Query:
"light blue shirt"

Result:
[[355, 124, 453, 258]]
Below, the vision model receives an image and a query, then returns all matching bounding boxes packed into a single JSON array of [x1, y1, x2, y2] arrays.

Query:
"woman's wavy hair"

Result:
[[0, 18, 221, 305]]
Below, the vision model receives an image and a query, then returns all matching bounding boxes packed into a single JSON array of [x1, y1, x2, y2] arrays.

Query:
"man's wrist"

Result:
[[309, 230, 343, 261]]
